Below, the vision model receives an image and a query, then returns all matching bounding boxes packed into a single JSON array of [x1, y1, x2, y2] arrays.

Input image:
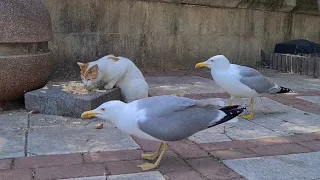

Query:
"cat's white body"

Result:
[[80, 55, 149, 103]]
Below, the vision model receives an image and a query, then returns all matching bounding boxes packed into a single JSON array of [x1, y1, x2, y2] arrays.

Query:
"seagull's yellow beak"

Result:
[[195, 62, 208, 68], [81, 110, 96, 119]]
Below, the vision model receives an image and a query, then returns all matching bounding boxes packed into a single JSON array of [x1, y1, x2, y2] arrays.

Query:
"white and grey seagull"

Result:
[[81, 95, 245, 170], [195, 55, 293, 120]]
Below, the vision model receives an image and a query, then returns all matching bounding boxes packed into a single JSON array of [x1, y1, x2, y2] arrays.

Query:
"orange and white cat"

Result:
[[77, 55, 149, 102]]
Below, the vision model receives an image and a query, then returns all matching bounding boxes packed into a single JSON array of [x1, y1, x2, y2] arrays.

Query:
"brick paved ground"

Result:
[[1, 132, 320, 180], [1, 68, 320, 180]]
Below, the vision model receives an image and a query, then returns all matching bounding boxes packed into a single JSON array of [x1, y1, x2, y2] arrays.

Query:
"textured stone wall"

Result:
[[41, 0, 320, 79]]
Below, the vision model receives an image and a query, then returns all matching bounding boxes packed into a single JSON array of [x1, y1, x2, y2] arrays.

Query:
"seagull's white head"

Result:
[[195, 55, 231, 71], [81, 100, 126, 123]]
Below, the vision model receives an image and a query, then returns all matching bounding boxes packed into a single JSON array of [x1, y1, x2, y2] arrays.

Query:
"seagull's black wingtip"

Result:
[[278, 86, 293, 93], [207, 106, 246, 128]]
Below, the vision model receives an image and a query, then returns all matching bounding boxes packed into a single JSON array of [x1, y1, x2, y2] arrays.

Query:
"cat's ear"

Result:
[[91, 64, 99, 71], [77, 62, 84, 67], [86, 64, 99, 79]]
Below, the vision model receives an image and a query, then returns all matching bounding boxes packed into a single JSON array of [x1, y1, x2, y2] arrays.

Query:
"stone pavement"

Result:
[[0, 68, 320, 180]]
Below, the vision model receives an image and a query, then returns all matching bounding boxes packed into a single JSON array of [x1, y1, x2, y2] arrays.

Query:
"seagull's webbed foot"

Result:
[[141, 142, 163, 160], [141, 154, 159, 161], [240, 98, 254, 120], [240, 113, 254, 120], [138, 162, 159, 171], [138, 142, 168, 171]]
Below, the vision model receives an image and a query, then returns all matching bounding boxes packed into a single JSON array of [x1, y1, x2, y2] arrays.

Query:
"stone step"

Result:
[[24, 83, 121, 118]]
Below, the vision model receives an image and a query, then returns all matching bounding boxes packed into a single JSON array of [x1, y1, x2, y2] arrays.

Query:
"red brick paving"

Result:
[[293, 133, 320, 141], [187, 157, 241, 180], [35, 164, 107, 180], [249, 143, 312, 156], [106, 160, 144, 175], [169, 140, 209, 159], [0, 159, 12, 170], [0, 133, 320, 179], [164, 170, 205, 180], [282, 91, 320, 96], [14, 153, 83, 169], [83, 150, 143, 163], [0, 169, 33, 180], [156, 150, 192, 173], [298, 140, 320, 151]]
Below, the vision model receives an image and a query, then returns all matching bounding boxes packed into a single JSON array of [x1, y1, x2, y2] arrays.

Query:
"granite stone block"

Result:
[[24, 84, 121, 117]]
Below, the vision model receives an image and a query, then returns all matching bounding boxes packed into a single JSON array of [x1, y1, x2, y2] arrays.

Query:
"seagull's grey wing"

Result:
[[137, 105, 226, 141], [135, 95, 199, 117], [234, 65, 279, 94]]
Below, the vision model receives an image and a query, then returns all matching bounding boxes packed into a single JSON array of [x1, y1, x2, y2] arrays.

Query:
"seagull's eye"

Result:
[[101, 108, 106, 111], [211, 60, 214, 62]]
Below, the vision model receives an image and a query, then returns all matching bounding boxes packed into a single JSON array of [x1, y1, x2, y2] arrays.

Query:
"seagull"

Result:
[[81, 95, 245, 170], [195, 55, 293, 120]]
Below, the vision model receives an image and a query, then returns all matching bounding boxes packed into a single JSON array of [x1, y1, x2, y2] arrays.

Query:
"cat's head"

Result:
[[77, 62, 101, 89]]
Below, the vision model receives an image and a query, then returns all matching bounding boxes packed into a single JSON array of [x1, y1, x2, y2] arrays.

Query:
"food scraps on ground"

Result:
[[95, 123, 104, 129]]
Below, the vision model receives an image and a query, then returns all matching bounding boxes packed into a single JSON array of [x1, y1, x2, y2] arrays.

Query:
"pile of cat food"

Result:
[[61, 81, 107, 94], [62, 81, 92, 94], [41, 81, 107, 94]]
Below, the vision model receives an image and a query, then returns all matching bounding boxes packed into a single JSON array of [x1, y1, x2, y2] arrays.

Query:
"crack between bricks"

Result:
[[24, 114, 31, 157], [105, 166, 109, 180], [80, 152, 85, 164], [224, 132, 236, 141], [195, 144, 223, 164], [10, 158, 15, 169], [295, 142, 314, 152]]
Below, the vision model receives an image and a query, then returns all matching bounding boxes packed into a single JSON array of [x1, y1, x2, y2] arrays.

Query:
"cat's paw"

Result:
[[104, 84, 114, 90]]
